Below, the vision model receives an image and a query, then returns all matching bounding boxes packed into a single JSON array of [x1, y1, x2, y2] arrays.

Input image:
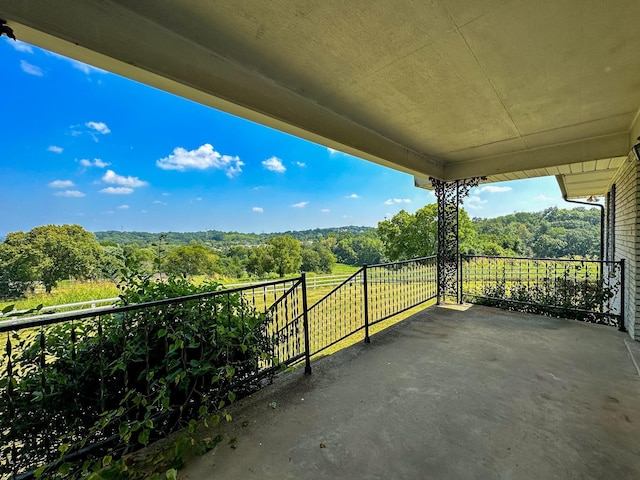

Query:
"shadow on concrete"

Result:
[[180, 305, 640, 480]]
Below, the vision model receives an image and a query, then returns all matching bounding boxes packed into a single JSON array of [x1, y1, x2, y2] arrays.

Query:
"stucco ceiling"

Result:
[[2, 0, 640, 197]]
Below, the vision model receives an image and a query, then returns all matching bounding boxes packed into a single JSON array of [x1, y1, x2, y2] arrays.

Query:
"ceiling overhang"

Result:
[[1, 1, 640, 188]]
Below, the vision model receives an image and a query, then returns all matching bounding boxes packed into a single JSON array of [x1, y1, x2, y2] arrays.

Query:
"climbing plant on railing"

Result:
[[0, 262, 277, 479], [473, 276, 617, 324]]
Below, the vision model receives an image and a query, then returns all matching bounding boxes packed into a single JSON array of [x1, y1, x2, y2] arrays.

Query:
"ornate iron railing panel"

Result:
[[460, 255, 625, 328], [430, 177, 484, 303]]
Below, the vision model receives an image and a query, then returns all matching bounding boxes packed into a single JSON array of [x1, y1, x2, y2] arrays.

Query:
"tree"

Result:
[[163, 244, 218, 277], [301, 242, 336, 273], [0, 225, 103, 294], [0, 231, 38, 298], [349, 236, 385, 265], [246, 245, 275, 277], [378, 204, 474, 261], [333, 237, 358, 265], [265, 235, 302, 277], [30, 225, 104, 292], [99, 244, 126, 281]]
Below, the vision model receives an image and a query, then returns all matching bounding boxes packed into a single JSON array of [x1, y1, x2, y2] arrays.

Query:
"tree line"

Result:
[[0, 205, 601, 299]]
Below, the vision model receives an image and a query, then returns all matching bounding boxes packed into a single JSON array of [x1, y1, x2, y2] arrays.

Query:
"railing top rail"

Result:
[[461, 254, 622, 265], [223, 274, 348, 289], [367, 255, 437, 269], [6, 297, 121, 316], [0, 275, 302, 333]]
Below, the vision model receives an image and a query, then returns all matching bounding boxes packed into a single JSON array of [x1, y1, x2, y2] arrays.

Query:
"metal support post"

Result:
[[430, 177, 484, 304], [363, 265, 370, 343], [301, 273, 312, 374]]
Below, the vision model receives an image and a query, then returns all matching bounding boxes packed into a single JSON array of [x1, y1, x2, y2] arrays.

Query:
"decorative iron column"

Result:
[[430, 177, 484, 304]]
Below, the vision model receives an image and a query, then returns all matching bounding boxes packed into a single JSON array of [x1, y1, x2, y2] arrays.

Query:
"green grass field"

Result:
[[0, 280, 120, 313], [329, 263, 360, 275], [0, 264, 361, 312]]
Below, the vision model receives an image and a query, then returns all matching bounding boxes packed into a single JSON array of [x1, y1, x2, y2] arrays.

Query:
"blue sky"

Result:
[[1, 37, 571, 236]]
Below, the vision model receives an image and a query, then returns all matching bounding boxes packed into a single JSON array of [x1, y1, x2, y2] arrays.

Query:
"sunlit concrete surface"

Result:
[[180, 305, 640, 480]]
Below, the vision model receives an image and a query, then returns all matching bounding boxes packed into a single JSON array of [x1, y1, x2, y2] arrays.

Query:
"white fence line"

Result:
[[223, 274, 352, 290]]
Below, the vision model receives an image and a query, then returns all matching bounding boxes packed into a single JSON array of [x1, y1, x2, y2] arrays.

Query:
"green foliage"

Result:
[[329, 231, 385, 266], [0, 224, 103, 297], [377, 204, 473, 261], [0, 264, 276, 478], [301, 242, 336, 273], [0, 230, 38, 297], [246, 236, 304, 278], [94, 226, 374, 248], [471, 206, 601, 258], [266, 235, 303, 277], [473, 275, 616, 324], [163, 244, 218, 278]]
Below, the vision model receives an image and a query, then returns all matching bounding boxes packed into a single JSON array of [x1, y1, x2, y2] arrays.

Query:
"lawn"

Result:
[[0, 264, 361, 314], [0, 280, 120, 313]]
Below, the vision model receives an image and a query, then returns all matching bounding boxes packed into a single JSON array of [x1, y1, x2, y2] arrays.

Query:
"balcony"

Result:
[[181, 304, 640, 479], [0, 256, 636, 478]]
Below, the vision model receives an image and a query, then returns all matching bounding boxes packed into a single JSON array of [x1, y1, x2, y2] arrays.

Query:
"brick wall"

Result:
[[607, 153, 638, 340]]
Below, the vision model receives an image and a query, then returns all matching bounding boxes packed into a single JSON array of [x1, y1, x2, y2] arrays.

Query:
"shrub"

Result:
[[473, 276, 616, 324], [0, 267, 276, 478]]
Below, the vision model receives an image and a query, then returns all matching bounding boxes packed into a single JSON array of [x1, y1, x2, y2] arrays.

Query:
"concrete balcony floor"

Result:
[[180, 305, 640, 480]]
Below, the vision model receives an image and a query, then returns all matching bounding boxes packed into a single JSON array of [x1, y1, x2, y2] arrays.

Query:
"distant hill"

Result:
[[94, 226, 374, 247]]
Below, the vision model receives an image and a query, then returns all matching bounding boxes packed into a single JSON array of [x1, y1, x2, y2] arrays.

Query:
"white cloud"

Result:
[[161, 192, 170, 196], [86, 121, 110, 134], [327, 148, 338, 154], [47, 51, 106, 74], [295, 161, 306, 167], [81, 158, 110, 168], [48, 180, 74, 189], [384, 198, 411, 205], [20, 60, 43, 76], [252, 207, 264, 213], [321, 208, 330, 213], [70, 60, 103, 75], [291, 201, 309, 208], [465, 195, 487, 209], [534, 194, 556, 202], [100, 187, 134, 195], [48, 146, 63, 154], [156, 144, 243, 177], [478, 185, 512, 193], [346, 193, 359, 199], [102, 170, 147, 188], [10, 41, 33, 53], [262, 156, 286, 173], [55, 190, 85, 197], [117, 204, 129, 209]]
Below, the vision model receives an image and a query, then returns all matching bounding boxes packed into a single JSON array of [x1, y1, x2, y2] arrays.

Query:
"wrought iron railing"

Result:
[[307, 256, 438, 355], [0, 257, 438, 478], [460, 255, 625, 328], [0, 277, 307, 479]]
